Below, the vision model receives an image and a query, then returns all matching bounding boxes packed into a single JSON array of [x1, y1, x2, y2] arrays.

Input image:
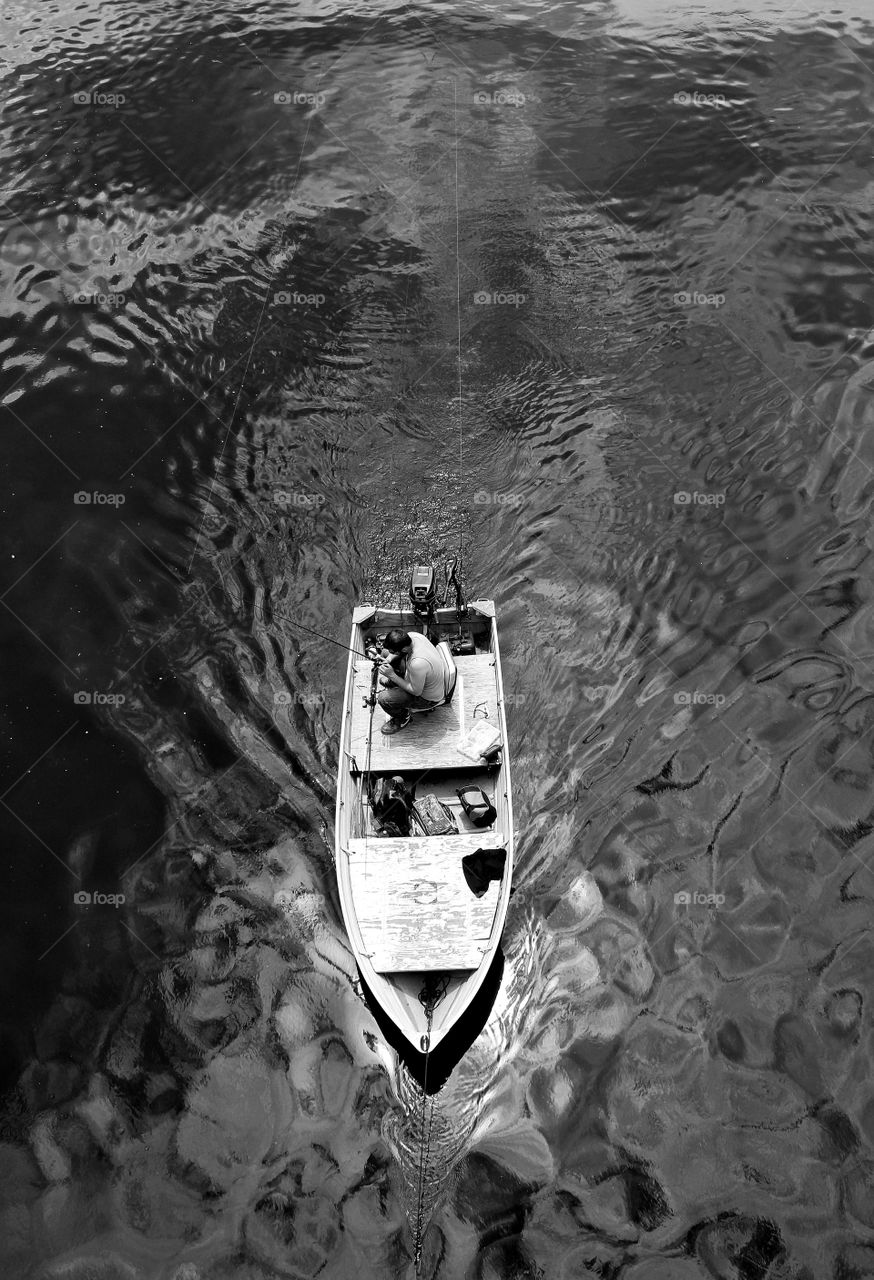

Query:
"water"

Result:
[[2, 1, 874, 1276]]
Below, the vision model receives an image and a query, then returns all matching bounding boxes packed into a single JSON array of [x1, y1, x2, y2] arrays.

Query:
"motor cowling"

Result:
[[409, 565, 436, 617]]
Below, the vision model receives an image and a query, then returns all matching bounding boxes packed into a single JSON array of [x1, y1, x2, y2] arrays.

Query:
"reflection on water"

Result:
[[2, 0, 874, 1276]]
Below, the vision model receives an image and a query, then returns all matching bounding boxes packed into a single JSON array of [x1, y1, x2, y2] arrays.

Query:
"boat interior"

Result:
[[338, 608, 511, 979], [359, 766, 500, 837]]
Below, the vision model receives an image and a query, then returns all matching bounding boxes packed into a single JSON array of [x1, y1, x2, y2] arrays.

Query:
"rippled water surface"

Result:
[[3, 1, 874, 1276]]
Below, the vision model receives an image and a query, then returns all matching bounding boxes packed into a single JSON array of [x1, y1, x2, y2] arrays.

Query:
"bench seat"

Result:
[[344, 832, 505, 972]]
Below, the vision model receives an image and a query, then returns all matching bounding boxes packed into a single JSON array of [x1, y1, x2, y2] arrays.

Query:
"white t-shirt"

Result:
[[406, 632, 445, 701]]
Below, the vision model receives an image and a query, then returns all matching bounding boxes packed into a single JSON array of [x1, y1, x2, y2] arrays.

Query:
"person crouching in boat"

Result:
[[377, 628, 444, 735]]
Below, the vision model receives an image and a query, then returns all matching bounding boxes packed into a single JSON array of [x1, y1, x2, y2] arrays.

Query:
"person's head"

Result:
[[383, 629, 412, 655]]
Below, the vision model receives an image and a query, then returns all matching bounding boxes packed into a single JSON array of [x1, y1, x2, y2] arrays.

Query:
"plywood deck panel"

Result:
[[345, 832, 505, 972], [347, 655, 500, 773]]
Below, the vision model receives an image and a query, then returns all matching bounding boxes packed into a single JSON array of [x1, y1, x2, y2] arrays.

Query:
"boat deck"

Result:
[[347, 653, 500, 772], [344, 832, 505, 972]]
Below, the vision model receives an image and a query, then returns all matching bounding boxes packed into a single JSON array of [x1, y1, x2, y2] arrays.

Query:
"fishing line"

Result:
[[410, 78, 466, 1275], [452, 77, 465, 597], [276, 611, 373, 661]]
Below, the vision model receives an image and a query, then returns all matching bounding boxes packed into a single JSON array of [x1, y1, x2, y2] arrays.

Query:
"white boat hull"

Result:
[[334, 602, 514, 1052]]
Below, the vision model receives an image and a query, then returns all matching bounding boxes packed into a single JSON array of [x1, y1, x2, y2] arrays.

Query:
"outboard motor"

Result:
[[409, 564, 438, 636], [409, 565, 437, 616]]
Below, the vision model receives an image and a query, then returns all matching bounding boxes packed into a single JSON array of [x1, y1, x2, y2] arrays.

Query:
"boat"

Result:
[[334, 564, 514, 1055]]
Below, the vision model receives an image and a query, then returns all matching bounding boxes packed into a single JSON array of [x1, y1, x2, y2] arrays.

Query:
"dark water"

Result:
[[3, 1, 874, 1275]]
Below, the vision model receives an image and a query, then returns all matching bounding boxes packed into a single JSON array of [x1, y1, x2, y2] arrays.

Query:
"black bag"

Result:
[[449, 630, 476, 656], [377, 820, 407, 838], [370, 775, 414, 835], [456, 786, 497, 829]]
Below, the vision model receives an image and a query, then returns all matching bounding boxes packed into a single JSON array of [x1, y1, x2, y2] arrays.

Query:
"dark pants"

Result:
[[378, 685, 438, 722]]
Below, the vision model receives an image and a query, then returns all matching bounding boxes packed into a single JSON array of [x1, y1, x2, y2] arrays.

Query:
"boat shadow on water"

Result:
[[357, 947, 505, 1095]]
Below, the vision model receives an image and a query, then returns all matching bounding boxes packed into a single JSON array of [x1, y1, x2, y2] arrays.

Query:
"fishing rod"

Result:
[[278, 611, 406, 723], [442, 556, 466, 618], [276, 611, 378, 662]]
